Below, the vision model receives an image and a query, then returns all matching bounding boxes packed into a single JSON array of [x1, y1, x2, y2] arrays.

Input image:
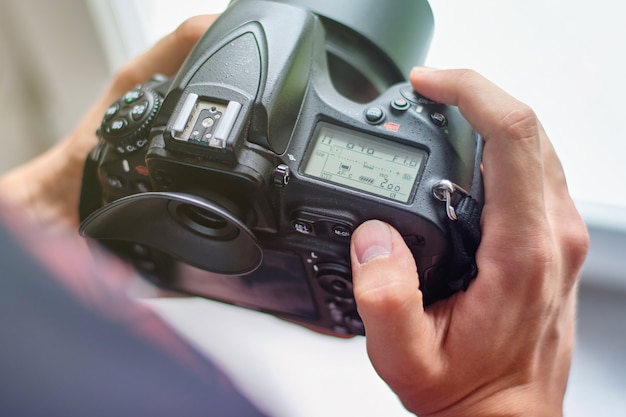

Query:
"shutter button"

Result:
[[391, 98, 411, 111]]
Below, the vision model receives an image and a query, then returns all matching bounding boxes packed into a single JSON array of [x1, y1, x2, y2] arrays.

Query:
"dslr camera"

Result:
[[79, 0, 483, 336]]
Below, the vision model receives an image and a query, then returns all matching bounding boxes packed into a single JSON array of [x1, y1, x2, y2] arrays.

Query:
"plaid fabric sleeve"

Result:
[[0, 206, 269, 417]]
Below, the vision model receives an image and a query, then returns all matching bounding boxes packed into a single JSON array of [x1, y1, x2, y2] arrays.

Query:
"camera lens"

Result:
[[176, 203, 240, 241]]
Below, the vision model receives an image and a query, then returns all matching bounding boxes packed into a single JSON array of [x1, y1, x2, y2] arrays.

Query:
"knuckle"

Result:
[[519, 240, 560, 302], [559, 216, 590, 281], [522, 217, 589, 294], [354, 280, 418, 321], [566, 223, 590, 263], [529, 237, 558, 273], [114, 65, 143, 88], [453, 68, 482, 83], [496, 232, 557, 284], [109, 65, 146, 98], [498, 104, 539, 142]]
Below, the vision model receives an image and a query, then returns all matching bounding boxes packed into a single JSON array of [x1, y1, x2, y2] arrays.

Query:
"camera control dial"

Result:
[[315, 263, 353, 299], [100, 87, 162, 154]]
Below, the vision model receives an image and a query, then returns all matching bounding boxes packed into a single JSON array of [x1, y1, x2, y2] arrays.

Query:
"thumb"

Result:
[[350, 220, 429, 367]]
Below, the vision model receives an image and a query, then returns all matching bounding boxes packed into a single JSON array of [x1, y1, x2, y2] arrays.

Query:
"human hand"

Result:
[[350, 68, 589, 417], [0, 15, 217, 231]]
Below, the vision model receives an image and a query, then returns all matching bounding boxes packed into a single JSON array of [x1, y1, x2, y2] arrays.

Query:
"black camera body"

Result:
[[79, 0, 483, 336]]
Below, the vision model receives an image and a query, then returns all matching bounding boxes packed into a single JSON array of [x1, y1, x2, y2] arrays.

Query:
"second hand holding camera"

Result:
[[79, 0, 483, 336]]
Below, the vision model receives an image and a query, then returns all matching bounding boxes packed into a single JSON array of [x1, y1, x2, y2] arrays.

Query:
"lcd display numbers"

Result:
[[303, 124, 427, 203]]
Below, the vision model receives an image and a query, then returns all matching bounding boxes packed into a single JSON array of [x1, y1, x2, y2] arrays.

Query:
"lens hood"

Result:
[[229, 0, 434, 77]]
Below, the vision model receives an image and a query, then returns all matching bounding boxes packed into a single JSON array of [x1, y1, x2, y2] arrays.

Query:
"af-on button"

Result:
[[332, 224, 352, 238]]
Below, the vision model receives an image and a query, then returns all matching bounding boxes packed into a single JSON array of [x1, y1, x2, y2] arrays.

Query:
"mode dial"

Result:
[[100, 87, 162, 154]]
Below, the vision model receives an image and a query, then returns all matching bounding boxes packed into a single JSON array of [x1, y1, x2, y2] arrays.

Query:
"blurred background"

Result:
[[0, 0, 624, 415]]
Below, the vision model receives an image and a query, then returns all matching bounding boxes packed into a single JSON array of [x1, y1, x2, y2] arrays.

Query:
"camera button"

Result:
[[332, 224, 352, 238], [106, 175, 124, 189], [134, 180, 151, 193], [105, 117, 129, 134], [292, 220, 314, 235], [104, 103, 120, 121], [344, 312, 365, 334], [391, 98, 411, 111], [328, 297, 355, 309], [332, 325, 350, 335], [403, 234, 426, 248], [365, 106, 385, 124], [430, 112, 448, 127], [329, 307, 344, 323], [123, 90, 144, 104], [319, 277, 352, 298], [316, 263, 353, 298], [130, 101, 150, 121]]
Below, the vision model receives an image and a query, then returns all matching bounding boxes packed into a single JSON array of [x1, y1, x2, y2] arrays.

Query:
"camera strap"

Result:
[[445, 194, 481, 291], [433, 180, 482, 295]]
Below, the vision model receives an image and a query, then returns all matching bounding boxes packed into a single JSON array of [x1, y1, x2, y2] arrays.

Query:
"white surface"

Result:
[[146, 287, 626, 417], [146, 297, 413, 417], [0, 0, 110, 159]]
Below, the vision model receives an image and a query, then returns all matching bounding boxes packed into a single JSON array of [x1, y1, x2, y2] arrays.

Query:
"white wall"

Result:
[[0, 0, 110, 171], [426, 0, 626, 210]]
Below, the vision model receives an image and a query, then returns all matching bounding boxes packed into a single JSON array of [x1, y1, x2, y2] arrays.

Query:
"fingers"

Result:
[[91, 15, 216, 114], [409, 68, 589, 295], [410, 69, 556, 293], [72, 15, 218, 156], [350, 69, 588, 416], [109, 14, 218, 99], [537, 122, 590, 285], [350, 220, 435, 384], [411, 68, 546, 229]]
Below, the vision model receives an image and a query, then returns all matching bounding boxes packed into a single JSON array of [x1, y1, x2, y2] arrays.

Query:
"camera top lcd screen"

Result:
[[303, 124, 427, 203]]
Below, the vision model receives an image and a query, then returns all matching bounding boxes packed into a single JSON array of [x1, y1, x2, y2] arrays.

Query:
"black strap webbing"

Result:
[[445, 194, 482, 292]]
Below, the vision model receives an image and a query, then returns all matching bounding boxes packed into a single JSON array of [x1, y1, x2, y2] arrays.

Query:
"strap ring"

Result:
[[433, 180, 470, 221]]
